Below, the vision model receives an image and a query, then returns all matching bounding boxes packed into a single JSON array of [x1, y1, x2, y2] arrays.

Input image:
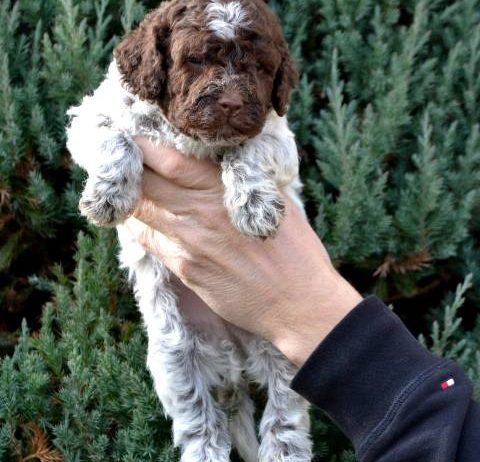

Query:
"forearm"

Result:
[[291, 296, 480, 461], [269, 267, 362, 367], [128, 140, 480, 459]]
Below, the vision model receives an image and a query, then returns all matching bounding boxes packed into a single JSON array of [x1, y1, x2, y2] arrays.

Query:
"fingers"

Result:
[[141, 167, 224, 212], [141, 167, 191, 206], [125, 217, 188, 277], [132, 198, 181, 239], [134, 136, 220, 190]]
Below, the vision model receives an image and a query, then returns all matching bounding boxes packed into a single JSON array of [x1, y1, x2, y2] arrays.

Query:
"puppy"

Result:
[[67, 1, 312, 461]]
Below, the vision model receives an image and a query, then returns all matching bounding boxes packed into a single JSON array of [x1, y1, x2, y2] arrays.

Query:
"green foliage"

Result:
[[0, 0, 104, 319], [0, 0, 159, 323], [279, 0, 480, 301], [0, 0, 479, 460], [0, 230, 173, 461], [420, 274, 480, 401]]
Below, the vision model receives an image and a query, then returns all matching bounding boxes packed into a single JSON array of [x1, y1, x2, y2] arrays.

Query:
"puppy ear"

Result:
[[113, 9, 170, 102], [272, 41, 299, 117]]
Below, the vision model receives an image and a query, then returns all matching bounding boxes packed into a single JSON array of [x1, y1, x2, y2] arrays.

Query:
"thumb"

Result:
[[134, 136, 220, 190]]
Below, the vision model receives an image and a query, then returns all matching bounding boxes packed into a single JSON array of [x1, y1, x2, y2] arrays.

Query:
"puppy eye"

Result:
[[187, 57, 204, 66], [256, 63, 266, 72]]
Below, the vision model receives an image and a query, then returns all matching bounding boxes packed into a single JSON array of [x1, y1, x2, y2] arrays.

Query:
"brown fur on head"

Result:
[[114, 0, 298, 145]]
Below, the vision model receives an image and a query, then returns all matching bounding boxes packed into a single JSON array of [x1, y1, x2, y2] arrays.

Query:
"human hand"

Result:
[[126, 137, 362, 366]]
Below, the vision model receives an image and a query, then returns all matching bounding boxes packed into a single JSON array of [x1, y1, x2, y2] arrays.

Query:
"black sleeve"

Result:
[[290, 296, 480, 461]]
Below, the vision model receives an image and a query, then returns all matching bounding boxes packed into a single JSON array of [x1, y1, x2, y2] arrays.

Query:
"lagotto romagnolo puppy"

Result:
[[66, 0, 312, 461]]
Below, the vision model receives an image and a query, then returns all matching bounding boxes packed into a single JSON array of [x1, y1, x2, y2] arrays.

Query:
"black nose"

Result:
[[219, 93, 244, 116]]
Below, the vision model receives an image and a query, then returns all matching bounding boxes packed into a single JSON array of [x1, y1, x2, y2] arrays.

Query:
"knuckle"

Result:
[[184, 233, 207, 255], [137, 227, 154, 250], [175, 249, 210, 285], [170, 210, 192, 226], [163, 155, 188, 181], [176, 256, 196, 282], [133, 198, 154, 222], [163, 211, 195, 236]]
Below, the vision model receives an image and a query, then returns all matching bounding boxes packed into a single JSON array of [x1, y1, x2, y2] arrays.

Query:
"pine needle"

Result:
[[20, 423, 63, 462], [0, 188, 10, 207], [374, 249, 433, 278]]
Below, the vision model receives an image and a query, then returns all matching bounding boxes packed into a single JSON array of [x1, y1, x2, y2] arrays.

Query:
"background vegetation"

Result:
[[0, 0, 479, 460]]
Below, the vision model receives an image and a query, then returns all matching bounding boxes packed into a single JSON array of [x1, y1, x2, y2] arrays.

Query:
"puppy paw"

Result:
[[259, 427, 312, 462], [230, 190, 285, 239], [79, 177, 139, 227]]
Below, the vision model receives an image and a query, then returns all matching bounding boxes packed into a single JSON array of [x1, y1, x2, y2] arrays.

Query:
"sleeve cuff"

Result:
[[291, 296, 446, 449]]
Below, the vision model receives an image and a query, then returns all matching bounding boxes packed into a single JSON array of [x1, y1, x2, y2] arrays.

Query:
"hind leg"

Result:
[[150, 343, 232, 462], [245, 338, 312, 462], [121, 245, 231, 462]]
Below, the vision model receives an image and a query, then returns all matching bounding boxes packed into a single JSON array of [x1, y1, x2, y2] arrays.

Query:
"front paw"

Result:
[[79, 177, 139, 227], [230, 190, 285, 239]]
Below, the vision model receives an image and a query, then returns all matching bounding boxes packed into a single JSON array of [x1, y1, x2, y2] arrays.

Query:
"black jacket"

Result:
[[291, 296, 480, 461]]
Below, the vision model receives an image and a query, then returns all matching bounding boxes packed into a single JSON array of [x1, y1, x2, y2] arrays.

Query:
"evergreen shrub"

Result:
[[0, 0, 479, 460]]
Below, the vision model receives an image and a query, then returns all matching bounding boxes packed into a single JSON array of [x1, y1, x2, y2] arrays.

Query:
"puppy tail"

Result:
[[227, 389, 259, 462]]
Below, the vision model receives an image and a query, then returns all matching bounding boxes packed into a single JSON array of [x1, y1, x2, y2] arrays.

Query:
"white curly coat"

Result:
[[66, 58, 312, 462]]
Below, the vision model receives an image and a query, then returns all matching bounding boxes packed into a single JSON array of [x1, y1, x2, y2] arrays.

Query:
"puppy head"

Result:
[[114, 0, 298, 145]]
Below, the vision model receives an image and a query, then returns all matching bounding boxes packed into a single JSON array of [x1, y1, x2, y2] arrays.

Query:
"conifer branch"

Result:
[[374, 248, 433, 278], [21, 423, 63, 462]]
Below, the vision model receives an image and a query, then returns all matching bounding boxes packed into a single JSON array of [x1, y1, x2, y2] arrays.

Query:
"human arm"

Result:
[[127, 137, 362, 366], [291, 296, 480, 461], [127, 137, 480, 461]]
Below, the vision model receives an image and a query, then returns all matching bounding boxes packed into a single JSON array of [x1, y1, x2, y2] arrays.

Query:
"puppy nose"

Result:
[[219, 93, 244, 116]]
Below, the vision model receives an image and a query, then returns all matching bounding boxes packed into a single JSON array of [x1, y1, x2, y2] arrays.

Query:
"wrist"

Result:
[[271, 272, 362, 367]]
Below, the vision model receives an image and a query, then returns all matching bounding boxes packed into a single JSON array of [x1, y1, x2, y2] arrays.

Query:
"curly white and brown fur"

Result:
[[66, 1, 312, 461]]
